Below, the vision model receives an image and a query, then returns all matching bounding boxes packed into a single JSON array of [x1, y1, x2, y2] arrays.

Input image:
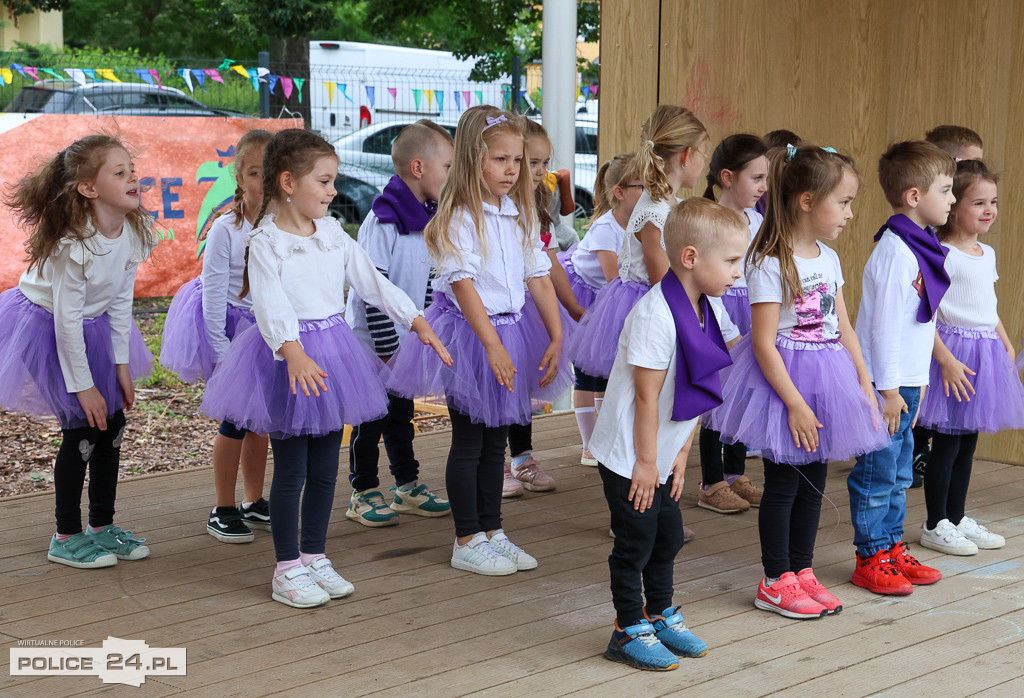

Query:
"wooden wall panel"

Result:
[[599, 0, 1024, 463]]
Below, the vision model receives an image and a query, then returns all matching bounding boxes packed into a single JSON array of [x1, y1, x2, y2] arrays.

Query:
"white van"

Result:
[[309, 41, 532, 142]]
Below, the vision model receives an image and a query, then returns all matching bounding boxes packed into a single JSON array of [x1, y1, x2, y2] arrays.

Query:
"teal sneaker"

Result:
[[86, 525, 150, 561], [645, 606, 709, 657], [604, 619, 679, 671], [47, 533, 117, 569], [346, 489, 399, 527], [389, 482, 451, 518]]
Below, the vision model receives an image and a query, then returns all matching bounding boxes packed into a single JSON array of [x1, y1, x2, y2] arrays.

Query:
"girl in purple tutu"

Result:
[[160, 129, 273, 545], [565, 105, 710, 382], [916, 160, 1021, 555], [712, 145, 889, 619], [0, 135, 156, 569], [201, 129, 450, 608], [387, 106, 571, 576], [696, 134, 770, 515], [564, 153, 640, 466]]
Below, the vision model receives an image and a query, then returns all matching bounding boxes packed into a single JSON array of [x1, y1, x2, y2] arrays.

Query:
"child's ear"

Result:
[[279, 170, 294, 196], [409, 157, 425, 180], [77, 181, 98, 199], [903, 187, 920, 209], [798, 191, 815, 212], [680, 245, 698, 269], [719, 168, 734, 189]]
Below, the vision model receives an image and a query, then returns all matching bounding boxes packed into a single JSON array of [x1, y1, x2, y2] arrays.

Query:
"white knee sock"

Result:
[[594, 397, 604, 416], [575, 406, 597, 451]]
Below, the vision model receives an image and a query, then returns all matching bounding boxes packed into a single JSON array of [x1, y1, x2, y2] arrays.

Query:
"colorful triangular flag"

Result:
[[191, 68, 206, 91], [294, 78, 305, 102], [324, 81, 335, 103], [268, 74, 280, 94], [178, 68, 193, 93], [424, 89, 434, 110], [280, 76, 294, 99], [205, 68, 224, 84], [365, 85, 375, 108], [474, 90, 483, 105], [65, 68, 86, 86], [339, 83, 353, 103], [454, 90, 462, 111], [436, 90, 444, 112], [96, 68, 121, 83], [412, 89, 422, 111], [23, 66, 41, 82], [387, 87, 397, 108], [149, 69, 161, 89]]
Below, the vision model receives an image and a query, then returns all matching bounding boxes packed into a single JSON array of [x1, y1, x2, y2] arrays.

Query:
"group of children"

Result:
[[0, 105, 1020, 669]]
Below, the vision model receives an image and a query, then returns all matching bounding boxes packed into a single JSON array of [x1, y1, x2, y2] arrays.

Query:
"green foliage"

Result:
[[5, 1, 69, 14]]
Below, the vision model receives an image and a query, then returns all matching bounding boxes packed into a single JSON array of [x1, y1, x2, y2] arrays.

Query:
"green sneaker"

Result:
[[389, 482, 451, 518], [47, 533, 117, 569], [346, 489, 399, 527], [86, 525, 150, 561]]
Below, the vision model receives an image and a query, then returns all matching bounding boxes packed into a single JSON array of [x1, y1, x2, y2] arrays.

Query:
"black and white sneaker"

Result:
[[207, 506, 254, 543], [240, 498, 271, 531], [910, 452, 928, 490]]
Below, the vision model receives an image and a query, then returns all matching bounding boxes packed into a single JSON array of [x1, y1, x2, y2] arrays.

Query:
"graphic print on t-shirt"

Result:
[[913, 270, 924, 299], [791, 273, 836, 342]]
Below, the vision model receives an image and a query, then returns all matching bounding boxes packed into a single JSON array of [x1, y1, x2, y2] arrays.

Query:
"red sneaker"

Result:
[[754, 572, 827, 619], [889, 541, 942, 585], [851, 550, 913, 595], [795, 568, 843, 614]]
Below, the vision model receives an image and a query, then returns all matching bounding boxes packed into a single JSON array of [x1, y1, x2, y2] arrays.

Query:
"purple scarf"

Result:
[[371, 175, 437, 235], [660, 269, 733, 422], [874, 214, 950, 323]]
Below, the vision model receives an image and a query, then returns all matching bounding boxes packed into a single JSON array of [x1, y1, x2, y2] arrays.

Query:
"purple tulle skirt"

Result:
[[387, 292, 573, 427], [561, 256, 600, 311], [565, 277, 650, 379], [0, 289, 153, 429], [159, 278, 254, 382], [201, 314, 390, 439], [918, 325, 1024, 435], [722, 286, 752, 337], [710, 334, 889, 465]]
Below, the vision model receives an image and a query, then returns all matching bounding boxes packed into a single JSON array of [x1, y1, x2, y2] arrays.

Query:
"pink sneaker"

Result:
[[502, 463, 524, 498], [796, 568, 843, 614], [754, 572, 827, 619], [510, 457, 556, 492]]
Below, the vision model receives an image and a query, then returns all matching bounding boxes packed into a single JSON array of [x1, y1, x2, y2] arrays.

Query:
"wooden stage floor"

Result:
[[2, 412, 1023, 697]]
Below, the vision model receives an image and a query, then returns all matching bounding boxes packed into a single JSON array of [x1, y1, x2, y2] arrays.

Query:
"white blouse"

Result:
[[246, 214, 421, 359], [433, 196, 551, 315], [201, 212, 252, 360], [617, 190, 673, 284]]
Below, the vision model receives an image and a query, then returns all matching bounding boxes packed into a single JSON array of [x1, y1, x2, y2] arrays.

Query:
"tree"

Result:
[[5, 1, 69, 14]]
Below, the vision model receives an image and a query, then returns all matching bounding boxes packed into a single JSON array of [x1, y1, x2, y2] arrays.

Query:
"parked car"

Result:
[[6, 81, 247, 117], [329, 163, 390, 225], [331, 117, 599, 217]]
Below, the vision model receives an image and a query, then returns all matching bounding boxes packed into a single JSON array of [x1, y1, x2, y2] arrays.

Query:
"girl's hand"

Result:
[[861, 377, 879, 412], [629, 459, 660, 513], [881, 391, 908, 436], [938, 354, 976, 402], [286, 351, 328, 397], [567, 302, 586, 323], [788, 401, 822, 452], [537, 339, 561, 388], [76, 387, 108, 430], [411, 316, 452, 366], [669, 449, 689, 501], [485, 341, 516, 393], [116, 364, 135, 412]]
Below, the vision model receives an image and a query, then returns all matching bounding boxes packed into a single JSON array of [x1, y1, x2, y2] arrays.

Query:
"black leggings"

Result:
[[758, 458, 827, 579], [447, 405, 508, 537], [924, 432, 978, 529], [508, 421, 532, 458], [54, 410, 126, 534], [698, 426, 746, 485]]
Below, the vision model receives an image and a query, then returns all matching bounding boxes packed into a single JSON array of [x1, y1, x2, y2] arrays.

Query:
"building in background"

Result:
[[0, 8, 63, 51]]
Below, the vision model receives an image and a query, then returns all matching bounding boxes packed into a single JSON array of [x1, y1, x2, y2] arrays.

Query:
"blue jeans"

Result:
[[848, 386, 921, 558]]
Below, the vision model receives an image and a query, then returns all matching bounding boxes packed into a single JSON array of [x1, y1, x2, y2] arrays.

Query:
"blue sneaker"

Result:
[[646, 606, 709, 657], [47, 533, 117, 569], [604, 620, 679, 671], [86, 525, 150, 561]]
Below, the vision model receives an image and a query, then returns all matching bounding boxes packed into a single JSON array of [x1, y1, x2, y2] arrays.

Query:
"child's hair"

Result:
[[878, 140, 956, 208], [519, 116, 554, 234], [204, 129, 274, 236], [239, 128, 338, 298], [6, 134, 155, 271], [925, 125, 983, 158], [762, 129, 802, 150], [749, 145, 859, 304], [425, 105, 536, 266], [936, 159, 999, 241], [588, 152, 636, 226], [391, 119, 455, 174], [703, 133, 768, 201], [634, 105, 709, 203], [664, 197, 747, 264]]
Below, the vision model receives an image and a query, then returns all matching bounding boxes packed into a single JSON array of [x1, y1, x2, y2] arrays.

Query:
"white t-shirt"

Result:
[[618, 191, 673, 284], [571, 210, 625, 290], [201, 213, 253, 360], [937, 242, 999, 331], [730, 207, 764, 290], [746, 241, 844, 341], [591, 283, 733, 483], [856, 229, 937, 390]]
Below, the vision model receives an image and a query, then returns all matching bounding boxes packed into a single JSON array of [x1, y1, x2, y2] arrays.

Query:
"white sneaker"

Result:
[[306, 556, 356, 598], [488, 529, 538, 570], [920, 519, 978, 556], [450, 532, 517, 576], [271, 566, 331, 608], [956, 516, 1005, 550]]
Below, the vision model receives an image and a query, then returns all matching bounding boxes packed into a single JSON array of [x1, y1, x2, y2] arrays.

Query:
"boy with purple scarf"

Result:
[[345, 120, 455, 527], [849, 141, 956, 594], [592, 198, 749, 671]]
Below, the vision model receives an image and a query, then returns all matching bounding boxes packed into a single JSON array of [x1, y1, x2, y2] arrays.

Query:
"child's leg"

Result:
[[348, 413, 385, 493], [298, 430, 345, 556], [53, 424, 98, 535], [269, 435, 310, 562], [945, 432, 978, 526], [86, 410, 126, 530], [447, 406, 485, 539], [477, 422, 510, 534], [600, 464, 659, 626], [640, 474, 684, 614], [722, 442, 747, 478], [508, 422, 532, 461], [239, 431, 269, 504], [381, 393, 420, 487], [698, 426, 725, 486], [924, 432, 961, 528], [881, 387, 921, 547], [508, 418, 556, 491], [759, 458, 800, 578], [213, 421, 247, 507], [788, 461, 827, 573]]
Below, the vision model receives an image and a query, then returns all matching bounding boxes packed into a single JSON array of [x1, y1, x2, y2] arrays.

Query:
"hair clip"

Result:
[[483, 115, 508, 132], [785, 144, 798, 162], [820, 146, 837, 154], [955, 157, 963, 163]]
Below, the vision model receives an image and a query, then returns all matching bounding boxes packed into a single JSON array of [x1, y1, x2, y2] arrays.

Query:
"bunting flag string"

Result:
[[339, 83, 353, 103], [324, 81, 335, 103], [454, 90, 462, 111], [435, 89, 443, 112], [387, 87, 397, 108], [365, 85, 375, 108]]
